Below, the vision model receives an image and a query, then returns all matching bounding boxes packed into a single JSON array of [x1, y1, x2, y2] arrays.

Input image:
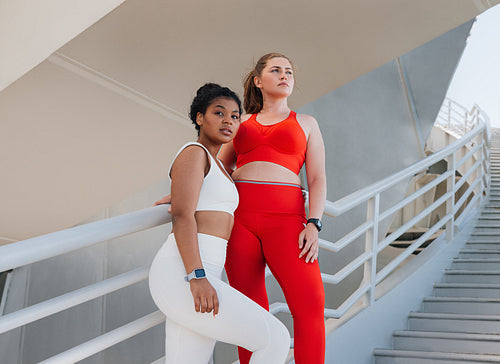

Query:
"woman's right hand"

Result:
[[189, 279, 219, 317], [153, 194, 171, 206]]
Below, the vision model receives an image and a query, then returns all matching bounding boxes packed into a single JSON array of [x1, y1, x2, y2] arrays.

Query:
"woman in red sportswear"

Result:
[[218, 53, 327, 364]]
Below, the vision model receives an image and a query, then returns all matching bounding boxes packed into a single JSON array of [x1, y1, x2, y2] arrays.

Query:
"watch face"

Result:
[[194, 269, 206, 278], [308, 218, 322, 231]]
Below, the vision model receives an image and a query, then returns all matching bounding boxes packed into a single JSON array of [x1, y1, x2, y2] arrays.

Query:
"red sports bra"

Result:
[[232, 111, 307, 175]]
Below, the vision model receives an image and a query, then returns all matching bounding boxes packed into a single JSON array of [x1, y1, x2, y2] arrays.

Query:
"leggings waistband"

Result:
[[234, 179, 302, 189]]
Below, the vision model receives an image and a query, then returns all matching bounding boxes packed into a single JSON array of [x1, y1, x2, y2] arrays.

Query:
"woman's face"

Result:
[[255, 57, 294, 97], [197, 97, 241, 144]]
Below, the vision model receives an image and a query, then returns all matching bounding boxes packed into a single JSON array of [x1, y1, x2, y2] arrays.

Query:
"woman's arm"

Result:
[[297, 114, 327, 263], [170, 146, 219, 316], [218, 141, 237, 175]]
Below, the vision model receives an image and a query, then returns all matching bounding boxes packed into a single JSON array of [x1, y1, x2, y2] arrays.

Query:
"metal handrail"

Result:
[[0, 204, 171, 272], [0, 100, 490, 363], [324, 125, 484, 217]]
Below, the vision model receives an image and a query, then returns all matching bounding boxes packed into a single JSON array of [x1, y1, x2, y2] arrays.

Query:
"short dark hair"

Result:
[[189, 83, 242, 135]]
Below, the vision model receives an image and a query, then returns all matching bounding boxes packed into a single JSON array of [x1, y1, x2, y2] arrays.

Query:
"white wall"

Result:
[[0, 58, 194, 241]]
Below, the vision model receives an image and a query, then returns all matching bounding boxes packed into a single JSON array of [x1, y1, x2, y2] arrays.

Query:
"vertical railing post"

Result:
[[363, 193, 380, 306], [447, 99, 452, 129], [446, 151, 456, 241]]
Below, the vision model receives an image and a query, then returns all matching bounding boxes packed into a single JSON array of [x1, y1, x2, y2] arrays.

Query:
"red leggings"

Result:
[[225, 181, 325, 364]]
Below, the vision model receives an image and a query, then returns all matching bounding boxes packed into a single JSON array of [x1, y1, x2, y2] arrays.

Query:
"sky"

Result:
[[446, 4, 500, 127]]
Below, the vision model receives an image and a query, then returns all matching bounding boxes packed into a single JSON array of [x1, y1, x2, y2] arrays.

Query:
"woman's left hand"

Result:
[[298, 224, 319, 263]]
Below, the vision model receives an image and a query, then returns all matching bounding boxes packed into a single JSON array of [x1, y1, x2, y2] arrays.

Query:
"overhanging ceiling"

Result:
[[54, 0, 500, 112]]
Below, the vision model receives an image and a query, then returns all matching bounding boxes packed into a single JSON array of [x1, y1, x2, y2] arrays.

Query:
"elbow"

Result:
[[308, 174, 327, 189], [171, 210, 196, 225]]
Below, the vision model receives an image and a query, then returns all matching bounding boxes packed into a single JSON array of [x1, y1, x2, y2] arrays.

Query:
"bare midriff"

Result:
[[232, 161, 301, 185], [194, 211, 234, 241]]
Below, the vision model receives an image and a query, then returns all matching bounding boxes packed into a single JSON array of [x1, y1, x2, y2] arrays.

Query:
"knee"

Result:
[[291, 289, 325, 320], [269, 319, 291, 352]]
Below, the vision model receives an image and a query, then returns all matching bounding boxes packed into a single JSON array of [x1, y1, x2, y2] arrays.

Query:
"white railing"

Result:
[[318, 122, 488, 316], [436, 97, 485, 137], [0, 103, 490, 363]]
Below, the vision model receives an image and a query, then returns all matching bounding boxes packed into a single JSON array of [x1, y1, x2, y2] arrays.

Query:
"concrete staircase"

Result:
[[374, 132, 500, 364]]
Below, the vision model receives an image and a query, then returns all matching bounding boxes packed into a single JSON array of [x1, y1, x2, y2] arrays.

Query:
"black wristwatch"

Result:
[[307, 218, 322, 232], [185, 268, 206, 282]]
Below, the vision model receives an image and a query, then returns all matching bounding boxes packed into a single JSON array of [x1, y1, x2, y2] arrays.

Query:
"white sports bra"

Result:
[[169, 142, 239, 215]]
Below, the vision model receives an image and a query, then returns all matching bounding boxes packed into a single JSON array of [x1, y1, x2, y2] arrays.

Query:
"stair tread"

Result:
[[460, 249, 500, 253], [452, 259, 500, 265], [434, 282, 500, 288], [423, 296, 500, 303], [468, 240, 500, 242], [445, 269, 500, 274], [394, 330, 500, 341], [374, 349, 500, 361], [409, 311, 500, 321]]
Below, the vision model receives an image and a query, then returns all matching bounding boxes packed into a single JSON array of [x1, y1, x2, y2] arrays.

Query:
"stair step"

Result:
[[459, 250, 500, 258], [475, 224, 500, 228], [393, 330, 500, 355], [374, 349, 500, 364], [434, 282, 500, 298], [465, 242, 500, 249], [469, 235, 500, 241], [473, 227, 500, 233], [423, 296, 500, 315], [471, 231, 500, 236], [480, 208, 500, 212], [408, 311, 500, 334], [451, 258, 500, 270], [468, 235, 500, 242], [444, 269, 500, 283]]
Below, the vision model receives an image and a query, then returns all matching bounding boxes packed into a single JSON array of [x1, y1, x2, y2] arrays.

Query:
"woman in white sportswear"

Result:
[[149, 83, 290, 364]]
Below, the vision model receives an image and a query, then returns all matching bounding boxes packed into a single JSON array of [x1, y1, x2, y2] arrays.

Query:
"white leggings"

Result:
[[149, 233, 290, 364]]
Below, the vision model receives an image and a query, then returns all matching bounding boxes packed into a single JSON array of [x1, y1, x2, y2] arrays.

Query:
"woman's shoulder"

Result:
[[295, 113, 319, 135], [295, 112, 318, 125], [172, 143, 211, 169], [178, 142, 211, 160]]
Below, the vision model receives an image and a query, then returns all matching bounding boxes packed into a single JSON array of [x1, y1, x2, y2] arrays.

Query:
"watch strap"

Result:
[[307, 218, 322, 232]]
